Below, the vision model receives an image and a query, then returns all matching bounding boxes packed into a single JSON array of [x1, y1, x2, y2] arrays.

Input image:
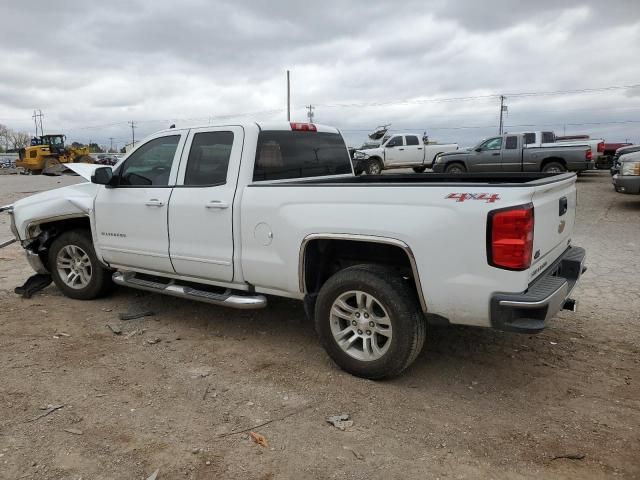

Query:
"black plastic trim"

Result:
[[490, 246, 586, 334]]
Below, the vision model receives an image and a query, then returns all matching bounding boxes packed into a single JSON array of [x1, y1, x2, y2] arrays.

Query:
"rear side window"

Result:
[[523, 133, 536, 145], [253, 131, 351, 181], [505, 136, 518, 149], [541, 132, 555, 143], [406, 135, 420, 146], [184, 131, 233, 186], [119, 135, 180, 186]]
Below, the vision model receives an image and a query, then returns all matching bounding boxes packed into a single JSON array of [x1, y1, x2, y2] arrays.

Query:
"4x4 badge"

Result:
[[445, 193, 500, 203]]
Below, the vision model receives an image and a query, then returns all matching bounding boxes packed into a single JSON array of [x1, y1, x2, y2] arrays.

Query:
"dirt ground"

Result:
[[0, 171, 638, 480]]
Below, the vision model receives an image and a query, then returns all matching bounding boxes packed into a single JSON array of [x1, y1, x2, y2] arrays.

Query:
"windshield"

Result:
[[253, 131, 352, 181]]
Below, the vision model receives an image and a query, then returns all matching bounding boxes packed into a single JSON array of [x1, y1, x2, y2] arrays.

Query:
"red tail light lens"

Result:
[[586, 149, 592, 161], [290, 122, 317, 132], [487, 204, 534, 270], [597, 141, 604, 153]]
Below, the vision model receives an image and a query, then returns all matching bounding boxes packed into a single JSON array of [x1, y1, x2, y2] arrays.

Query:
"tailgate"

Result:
[[529, 175, 577, 280]]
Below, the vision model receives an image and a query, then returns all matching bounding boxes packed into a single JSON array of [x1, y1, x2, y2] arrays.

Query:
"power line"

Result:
[[312, 83, 640, 109]]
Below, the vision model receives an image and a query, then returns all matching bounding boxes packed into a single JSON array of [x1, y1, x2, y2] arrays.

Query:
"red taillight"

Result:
[[290, 122, 317, 132], [487, 204, 534, 270], [597, 141, 604, 153], [586, 149, 592, 161]]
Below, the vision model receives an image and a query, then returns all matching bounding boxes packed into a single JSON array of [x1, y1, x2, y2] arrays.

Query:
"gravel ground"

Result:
[[0, 171, 638, 479]]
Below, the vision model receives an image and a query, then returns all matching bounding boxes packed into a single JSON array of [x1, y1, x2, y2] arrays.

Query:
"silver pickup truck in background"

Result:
[[433, 133, 593, 174]]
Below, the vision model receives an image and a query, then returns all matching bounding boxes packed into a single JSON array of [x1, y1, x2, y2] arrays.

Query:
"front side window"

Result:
[[118, 135, 180, 186], [184, 131, 234, 186], [253, 131, 351, 181], [405, 135, 420, 146], [481, 137, 502, 150], [386, 136, 403, 147]]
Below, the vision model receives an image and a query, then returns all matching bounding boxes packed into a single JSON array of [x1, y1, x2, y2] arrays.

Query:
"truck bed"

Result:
[[258, 172, 573, 186]]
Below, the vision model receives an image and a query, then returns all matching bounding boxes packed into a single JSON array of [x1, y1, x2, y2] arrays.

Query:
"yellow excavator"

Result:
[[16, 134, 93, 175]]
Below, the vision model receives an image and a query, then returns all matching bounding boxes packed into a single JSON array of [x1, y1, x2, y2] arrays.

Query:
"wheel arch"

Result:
[[24, 214, 93, 270], [540, 157, 567, 170], [298, 233, 427, 313]]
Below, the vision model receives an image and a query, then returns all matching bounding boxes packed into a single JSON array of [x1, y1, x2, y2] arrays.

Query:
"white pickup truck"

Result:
[[1, 121, 586, 378], [352, 133, 458, 174]]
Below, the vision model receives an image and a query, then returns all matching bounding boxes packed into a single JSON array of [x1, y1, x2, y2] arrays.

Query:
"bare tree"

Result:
[[0, 123, 9, 151], [9, 130, 30, 150]]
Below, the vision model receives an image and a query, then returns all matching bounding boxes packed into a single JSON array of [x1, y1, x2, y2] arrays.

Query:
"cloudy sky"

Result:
[[1, 0, 639, 149]]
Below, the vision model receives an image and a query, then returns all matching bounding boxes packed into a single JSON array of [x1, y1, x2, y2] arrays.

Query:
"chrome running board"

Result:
[[112, 271, 267, 310]]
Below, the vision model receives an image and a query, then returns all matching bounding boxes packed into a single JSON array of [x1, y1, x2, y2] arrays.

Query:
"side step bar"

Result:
[[112, 272, 267, 310]]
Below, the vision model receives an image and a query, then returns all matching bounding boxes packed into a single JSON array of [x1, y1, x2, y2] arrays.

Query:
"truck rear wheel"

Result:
[[315, 265, 426, 379], [542, 162, 566, 174], [48, 229, 113, 300]]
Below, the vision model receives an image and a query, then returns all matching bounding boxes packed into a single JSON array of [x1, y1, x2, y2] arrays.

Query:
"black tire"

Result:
[[445, 162, 466, 174], [366, 159, 383, 175], [413, 166, 427, 173], [48, 229, 113, 300], [315, 264, 427, 379], [541, 162, 566, 174]]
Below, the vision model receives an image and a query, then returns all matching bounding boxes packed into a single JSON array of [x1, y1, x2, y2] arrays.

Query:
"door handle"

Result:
[[145, 199, 164, 207], [398, 148, 405, 151], [417, 148, 423, 150], [492, 153, 500, 156], [205, 200, 229, 209]]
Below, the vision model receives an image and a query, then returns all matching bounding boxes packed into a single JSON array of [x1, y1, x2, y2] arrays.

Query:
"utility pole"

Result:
[[32, 109, 44, 137], [306, 104, 315, 123], [498, 96, 506, 135], [109, 137, 114, 152], [128, 121, 137, 146], [286, 70, 291, 121]]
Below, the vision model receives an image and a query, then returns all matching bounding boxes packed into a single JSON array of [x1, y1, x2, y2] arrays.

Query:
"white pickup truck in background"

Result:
[[352, 133, 458, 174], [2, 122, 586, 378]]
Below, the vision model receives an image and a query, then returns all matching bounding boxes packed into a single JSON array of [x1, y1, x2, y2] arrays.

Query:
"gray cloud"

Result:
[[1, 0, 639, 149]]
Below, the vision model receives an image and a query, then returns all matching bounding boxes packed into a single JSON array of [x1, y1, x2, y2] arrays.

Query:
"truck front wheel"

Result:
[[48, 229, 113, 300], [366, 159, 383, 175], [445, 162, 466, 174], [315, 265, 426, 379]]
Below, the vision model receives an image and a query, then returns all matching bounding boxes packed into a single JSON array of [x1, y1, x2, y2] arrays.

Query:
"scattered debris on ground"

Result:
[[326, 414, 353, 431], [119, 310, 155, 321], [552, 453, 586, 461], [106, 324, 122, 335], [14, 273, 52, 298], [249, 431, 268, 447], [29, 404, 64, 422]]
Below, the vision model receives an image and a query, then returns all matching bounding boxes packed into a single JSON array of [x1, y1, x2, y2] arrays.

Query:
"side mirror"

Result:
[[91, 166, 114, 186], [474, 147, 482, 152]]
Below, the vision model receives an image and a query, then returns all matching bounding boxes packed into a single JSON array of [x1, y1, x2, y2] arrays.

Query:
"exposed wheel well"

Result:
[[540, 157, 566, 170], [26, 216, 92, 269], [301, 238, 425, 311]]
